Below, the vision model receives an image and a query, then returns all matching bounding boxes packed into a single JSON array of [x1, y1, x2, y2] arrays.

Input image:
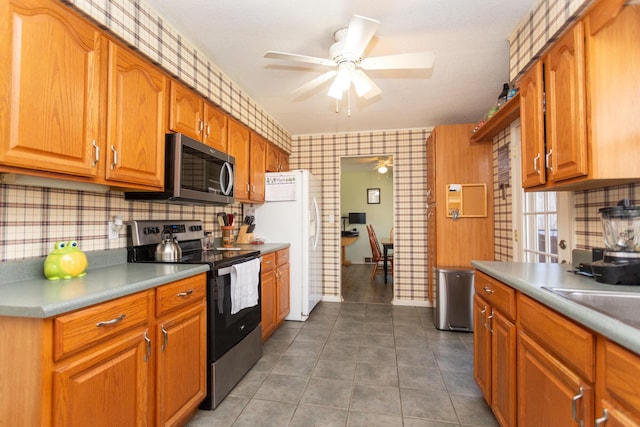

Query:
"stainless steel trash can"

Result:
[[433, 267, 474, 331]]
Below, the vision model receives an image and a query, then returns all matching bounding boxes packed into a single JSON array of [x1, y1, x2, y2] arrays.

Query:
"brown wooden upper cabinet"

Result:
[[248, 132, 267, 203], [228, 118, 251, 201], [168, 80, 228, 153], [518, 0, 640, 191], [0, 0, 165, 191], [266, 142, 289, 172]]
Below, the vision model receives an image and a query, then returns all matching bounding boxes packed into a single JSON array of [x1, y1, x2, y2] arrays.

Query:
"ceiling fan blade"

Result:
[[360, 51, 435, 71], [343, 15, 380, 58], [353, 70, 382, 99], [264, 51, 335, 67], [291, 70, 337, 97]]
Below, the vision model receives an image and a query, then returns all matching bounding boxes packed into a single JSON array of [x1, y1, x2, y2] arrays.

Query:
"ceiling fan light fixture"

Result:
[[377, 165, 388, 174], [352, 71, 372, 97]]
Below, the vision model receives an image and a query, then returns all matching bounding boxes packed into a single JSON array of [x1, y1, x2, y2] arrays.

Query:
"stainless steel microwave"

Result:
[[125, 133, 235, 205]]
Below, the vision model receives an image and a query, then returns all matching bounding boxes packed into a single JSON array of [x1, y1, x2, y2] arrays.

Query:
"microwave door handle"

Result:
[[220, 162, 234, 196]]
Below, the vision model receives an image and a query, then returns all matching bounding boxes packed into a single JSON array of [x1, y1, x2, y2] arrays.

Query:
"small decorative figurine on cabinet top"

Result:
[[44, 241, 88, 280]]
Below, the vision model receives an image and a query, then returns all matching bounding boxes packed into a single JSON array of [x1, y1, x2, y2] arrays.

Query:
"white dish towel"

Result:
[[230, 258, 261, 315]]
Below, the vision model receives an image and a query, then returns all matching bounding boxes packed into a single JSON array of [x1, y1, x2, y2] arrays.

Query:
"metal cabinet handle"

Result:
[[480, 306, 487, 328], [595, 409, 608, 426], [92, 140, 99, 167], [533, 153, 541, 175], [110, 145, 117, 170], [546, 149, 554, 173], [206, 123, 211, 137], [487, 312, 495, 334], [96, 313, 126, 327], [198, 119, 204, 134], [483, 286, 494, 294], [571, 386, 584, 427], [177, 289, 194, 297], [144, 331, 151, 362], [161, 325, 169, 352]]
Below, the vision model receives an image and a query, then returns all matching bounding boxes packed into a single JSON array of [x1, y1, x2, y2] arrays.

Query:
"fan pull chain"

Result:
[[335, 99, 339, 114], [347, 86, 351, 117]]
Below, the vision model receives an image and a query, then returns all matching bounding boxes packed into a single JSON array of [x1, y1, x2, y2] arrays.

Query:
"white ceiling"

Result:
[[145, 0, 534, 136]]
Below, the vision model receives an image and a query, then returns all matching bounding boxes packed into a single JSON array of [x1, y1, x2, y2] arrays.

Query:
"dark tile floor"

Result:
[[186, 302, 498, 426]]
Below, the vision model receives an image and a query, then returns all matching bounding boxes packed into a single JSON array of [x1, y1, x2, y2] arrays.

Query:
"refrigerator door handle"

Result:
[[311, 196, 320, 250]]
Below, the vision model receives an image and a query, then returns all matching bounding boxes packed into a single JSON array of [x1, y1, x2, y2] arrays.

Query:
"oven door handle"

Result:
[[217, 266, 233, 276]]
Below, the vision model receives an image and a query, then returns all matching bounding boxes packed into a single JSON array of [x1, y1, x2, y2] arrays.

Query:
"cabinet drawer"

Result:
[[156, 273, 207, 317], [598, 338, 640, 417], [276, 248, 289, 266], [261, 252, 276, 273], [53, 291, 151, 361], [474, 271, 516, 320], [518, 294, 595, 381]]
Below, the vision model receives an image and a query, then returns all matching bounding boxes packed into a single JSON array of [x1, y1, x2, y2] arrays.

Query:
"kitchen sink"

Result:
[[542, 287, 640, 328]]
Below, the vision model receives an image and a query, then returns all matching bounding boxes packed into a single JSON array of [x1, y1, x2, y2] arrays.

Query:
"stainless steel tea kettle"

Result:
[[155, 230, 182, 261]]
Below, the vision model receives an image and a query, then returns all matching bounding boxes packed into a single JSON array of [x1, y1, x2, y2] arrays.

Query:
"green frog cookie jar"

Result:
[[44, 241, 88, 280]]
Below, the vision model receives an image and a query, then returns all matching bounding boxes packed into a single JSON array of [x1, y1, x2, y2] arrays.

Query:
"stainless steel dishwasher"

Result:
[[433, 266, 475, 331]]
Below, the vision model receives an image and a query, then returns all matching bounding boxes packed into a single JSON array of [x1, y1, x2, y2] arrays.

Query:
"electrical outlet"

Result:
[[108, 222, 119, 240]]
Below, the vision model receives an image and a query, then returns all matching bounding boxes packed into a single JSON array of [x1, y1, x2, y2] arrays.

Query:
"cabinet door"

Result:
[[544, 22, 588, 182], [105, 41, 165, 188], [0, 0, 102, 177], [249, 133, 266, 203], [52, 330, 149, 427], [426, 206, 437, 304], [266, 142, 281, 172], [169, 80, 203, 140], [473, 294, 491, 403], [261, 271, 277, 341], [279, 151, 290, 172], [156, 300, 207, 427], [519, 61, 546, 188], [203, 104, 227, 152], [277, 263, 290, 324], [228, 119, 250, 201], [492, 310, 517, 427], [517, 332, 594, 427]]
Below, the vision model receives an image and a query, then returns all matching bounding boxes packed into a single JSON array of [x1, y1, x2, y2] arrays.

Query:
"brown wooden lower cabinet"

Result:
[[474, 270, 640, 427], [596, 339, 640, 426], [517, 331, 594, 427], [473, 271, 517, 427], [261, 248, 291, 341], [0, 273, 207, 427]]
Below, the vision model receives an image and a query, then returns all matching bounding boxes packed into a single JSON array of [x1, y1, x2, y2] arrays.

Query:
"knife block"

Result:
[[236, 225, 253, 244]]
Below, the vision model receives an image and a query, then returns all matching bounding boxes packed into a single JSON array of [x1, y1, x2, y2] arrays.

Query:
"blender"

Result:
[[591, 199, 640, 285]]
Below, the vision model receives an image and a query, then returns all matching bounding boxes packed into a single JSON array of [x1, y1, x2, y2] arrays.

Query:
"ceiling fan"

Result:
[[373, 157, 393, 174], [264, 15, 434, 106]]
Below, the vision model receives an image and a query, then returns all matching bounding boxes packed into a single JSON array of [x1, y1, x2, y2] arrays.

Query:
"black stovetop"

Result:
[[127, 244, 259, 268]]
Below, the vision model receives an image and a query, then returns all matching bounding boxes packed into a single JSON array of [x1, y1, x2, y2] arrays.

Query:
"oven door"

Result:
[[210, 260, 261, 361]]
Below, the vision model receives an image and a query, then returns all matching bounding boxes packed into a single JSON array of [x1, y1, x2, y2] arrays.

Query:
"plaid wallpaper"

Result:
[[291, 130, 431, 303], [493, 129, 513, 262], [508, 0, 590, 81], [0, 184, 242, 261]]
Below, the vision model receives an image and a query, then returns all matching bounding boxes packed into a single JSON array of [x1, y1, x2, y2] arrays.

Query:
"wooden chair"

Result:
[[366, 225, 393, 282]]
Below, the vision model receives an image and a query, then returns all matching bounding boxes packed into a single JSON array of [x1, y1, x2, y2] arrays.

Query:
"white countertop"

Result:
[[472, 261, 640, 354]]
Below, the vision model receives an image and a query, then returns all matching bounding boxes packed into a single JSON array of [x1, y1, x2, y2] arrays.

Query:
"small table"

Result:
[[341, 236, 358, 266], [381, 238, 394, 284]]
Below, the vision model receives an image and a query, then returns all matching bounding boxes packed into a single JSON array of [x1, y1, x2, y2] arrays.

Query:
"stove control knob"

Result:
[[190, 225, 202, 231]]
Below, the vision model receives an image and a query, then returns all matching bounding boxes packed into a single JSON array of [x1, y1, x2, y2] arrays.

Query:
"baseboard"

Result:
[[392, 298, 433, 308], [322, 295, 343, 303]]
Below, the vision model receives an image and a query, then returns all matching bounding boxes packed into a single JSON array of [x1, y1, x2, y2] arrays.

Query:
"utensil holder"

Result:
[[221, 226, 235, 247], [236, 225, 254, 244]]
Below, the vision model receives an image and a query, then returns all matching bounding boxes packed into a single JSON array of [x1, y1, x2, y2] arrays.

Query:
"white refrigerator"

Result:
[[252, 170, 322, 321]]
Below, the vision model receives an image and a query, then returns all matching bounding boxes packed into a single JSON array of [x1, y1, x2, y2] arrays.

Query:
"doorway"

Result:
[[339, 155, 394, 303]]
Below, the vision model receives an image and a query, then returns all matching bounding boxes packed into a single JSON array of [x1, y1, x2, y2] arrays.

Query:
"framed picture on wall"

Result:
[[367, 188, 380, 204]]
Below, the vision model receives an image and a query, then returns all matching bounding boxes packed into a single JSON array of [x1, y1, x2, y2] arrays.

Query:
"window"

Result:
[[522, 192, 559, 263]]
